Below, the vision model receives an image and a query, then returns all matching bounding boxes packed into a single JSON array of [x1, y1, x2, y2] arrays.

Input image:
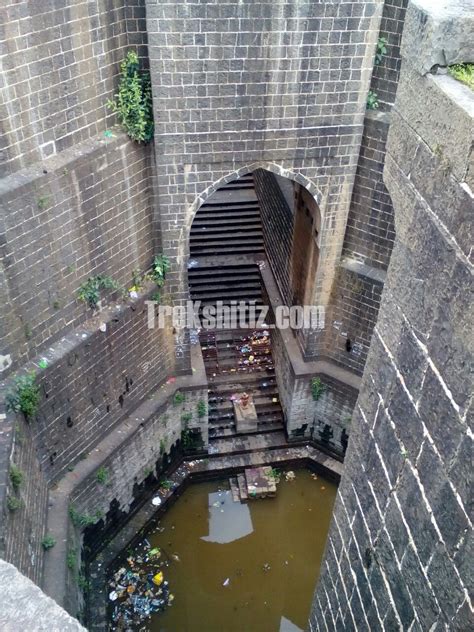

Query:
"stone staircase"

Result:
[[189, 174, 285, 441]]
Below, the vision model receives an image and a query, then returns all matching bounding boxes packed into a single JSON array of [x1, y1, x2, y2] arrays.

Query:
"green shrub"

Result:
[[366, 90, 379, 110], [69, 505, 104, 528], [149, 254, 170, 288], [7, 496, 22, 512], [181, 412, 192, 424], [77, 275, 125, 309], [448, 63, 474, 91], [311, 377, 326, 402], [67, 549, 76, 571], [41, 534, 56, 550], [96, 466, 109, 485], [107, 50, 154, 143], [197, 400, 207, 418], [375, 36, 387, 65], [6, 371, 41, 419], [173, 391, 185, 405], [9, 464, 24, 491]]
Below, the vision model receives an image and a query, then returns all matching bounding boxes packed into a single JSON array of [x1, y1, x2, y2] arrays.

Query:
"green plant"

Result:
[[448, 63, 474, 91], [77, 274, 125, 309], [67, 549, 76, 571], [7, 495, 22, 512], [107, 50, 154, 143], [78, 574, 91, 592], [173, 391, 185, 405], [149, 254, 170, 288], [181, 412, 192, 424], [268, 467, 281, 483], [69, 505, 104, 528], [96, 466, 109, 485], [24, 323, 32, 340], [181, 428, 194, 449], [9, 464, 24, 491], [366, 90, 379, 110], [151, 291, 161, 303], [130, 268, 145, 292], [375, 36, 387, 65], [197, 399, 206, 418], [52, 300, 61, 309], [311, 377, 326, 402], [159, 439, 166, 455], [41, 534, 56, 550], [6, 371, 41, 419], [37, 196, 49, 210], [159, 479, 173, 491]]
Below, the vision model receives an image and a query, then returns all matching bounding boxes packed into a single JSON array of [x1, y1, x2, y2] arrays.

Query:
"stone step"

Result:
[[237, 473, 248, 501], [229, 477, 241, 502]]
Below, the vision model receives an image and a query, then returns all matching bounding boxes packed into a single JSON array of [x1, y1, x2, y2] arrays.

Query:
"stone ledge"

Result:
[[42, 343, 207, 608], [401, 0, 474, 75], [0, 559, 85, 632], [0, 129, 131, 197]]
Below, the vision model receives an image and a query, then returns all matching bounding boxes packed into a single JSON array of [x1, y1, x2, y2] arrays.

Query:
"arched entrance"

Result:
[[187, 167, 324, 441]]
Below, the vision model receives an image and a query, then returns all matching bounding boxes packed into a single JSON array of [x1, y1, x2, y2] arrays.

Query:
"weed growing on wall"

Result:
[[107, 50, 154, 143], [149, 255, 170, 288], [7, 496, 22, 512], [375, 36, 388, 65], [448, 63, 474, 90], [77, 275, 125, 309], [96, 466, 109, 485], [173, 391, 185, 405], [197, 400, 207, 418], [311, 377, 326, 401], [366, 90, 379, 110], [9, 464, 24, 491], [6, 371, 41, 419], [41, 534, 56, 550]]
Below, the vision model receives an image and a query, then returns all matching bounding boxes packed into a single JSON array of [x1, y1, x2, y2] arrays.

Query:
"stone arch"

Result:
[[186, 162, 324, 234]]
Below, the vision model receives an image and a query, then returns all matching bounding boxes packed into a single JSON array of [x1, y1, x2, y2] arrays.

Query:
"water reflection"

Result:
[[202, 490, 253, 544]]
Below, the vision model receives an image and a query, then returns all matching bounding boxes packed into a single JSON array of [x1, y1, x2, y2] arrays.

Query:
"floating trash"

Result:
[[285, 471, 296, 482], [152, 496, 162, 506], [109, 542, 174, 627], [222, 577, 230, 587]]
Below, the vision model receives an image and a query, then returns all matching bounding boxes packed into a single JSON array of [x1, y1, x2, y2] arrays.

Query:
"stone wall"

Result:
[[253, 169, 293, 305], [0, 0, 148, 175], [311, 1, 473, 628], [0, 133, 155, 375], [146, 0, 383, 365]]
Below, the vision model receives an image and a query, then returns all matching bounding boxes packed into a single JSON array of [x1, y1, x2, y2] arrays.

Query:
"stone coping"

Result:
[[0, 559, 86, 632], [0, 128, 131, 196], [87, 442, 342, 631], [41, 343, 207, 608]]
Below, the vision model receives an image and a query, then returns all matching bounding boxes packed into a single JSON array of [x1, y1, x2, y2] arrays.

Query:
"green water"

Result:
[[111, 469, 337, 632]]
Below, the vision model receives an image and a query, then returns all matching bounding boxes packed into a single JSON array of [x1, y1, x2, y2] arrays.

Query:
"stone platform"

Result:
[[229, 465, 277, 502]]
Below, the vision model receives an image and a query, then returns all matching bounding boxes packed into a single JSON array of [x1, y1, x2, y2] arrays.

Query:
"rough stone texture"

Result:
[[0, 559, 85, 632], [401, 0, 474, 75], [324, 263, 384, 376], [0, 289, 176, 583], [369, 0, 408, 110], [0, 0, 148, 174], [253, 169, 294, 305], [146, 0, 384, 365], [0, 133, 155, 374], [311, 16, 473, 631]]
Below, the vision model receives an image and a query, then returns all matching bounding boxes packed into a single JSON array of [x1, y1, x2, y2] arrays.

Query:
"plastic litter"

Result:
[[223, 577, 230, 587], [152, 496, 162, 506], [152, 571, 164, 586]]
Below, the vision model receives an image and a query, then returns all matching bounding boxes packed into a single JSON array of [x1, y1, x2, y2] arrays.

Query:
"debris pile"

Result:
[[109, 541, 174, 629]]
